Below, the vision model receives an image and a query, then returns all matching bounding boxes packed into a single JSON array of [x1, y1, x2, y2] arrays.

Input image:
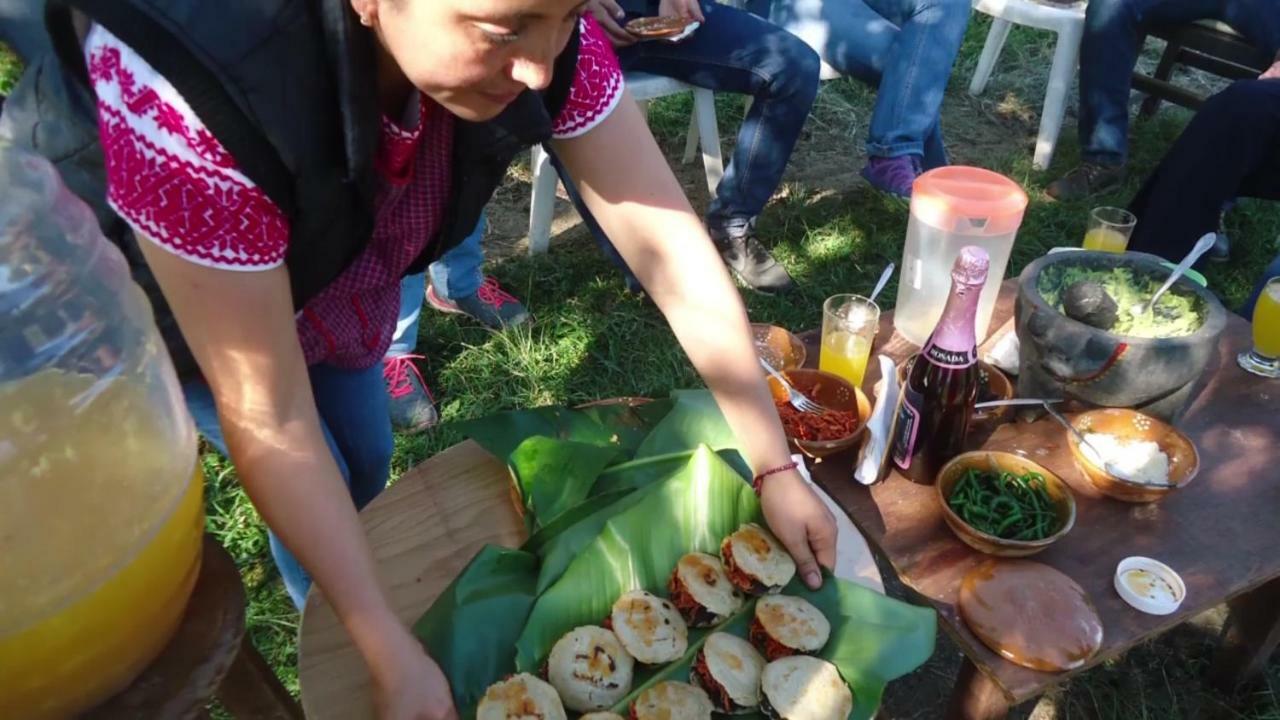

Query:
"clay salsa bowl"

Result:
[[936, 451, 1076, 557], [751, 323, 807, 372], [766, 368, 871, 459], [1066, 408, 1199, 503], [897, 354, 1015, 425]]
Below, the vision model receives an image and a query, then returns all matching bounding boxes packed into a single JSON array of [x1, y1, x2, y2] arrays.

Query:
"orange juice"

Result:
[[820, 330, 873, 387], [0, 371, 203, 719], [1254, 281, 1280, 359], [1083, 227, 1129, 253]]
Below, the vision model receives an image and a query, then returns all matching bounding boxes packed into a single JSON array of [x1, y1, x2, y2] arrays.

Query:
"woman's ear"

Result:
[[350, 0, 377, 26]]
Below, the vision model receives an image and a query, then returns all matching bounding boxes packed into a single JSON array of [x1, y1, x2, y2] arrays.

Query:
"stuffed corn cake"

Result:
[[630, 681, 714, 720], [750, 595, 832, 660], [690, 632, 766, 713], [721, 523, 796, 595], [477, 673, 568, 720], [668, 552, 745, 627], [609, 590, 689, 664], [547, 626, 635, 712], [760, 656, 853, 720]]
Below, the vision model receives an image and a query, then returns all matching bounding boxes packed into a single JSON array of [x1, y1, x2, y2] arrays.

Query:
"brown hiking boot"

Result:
[[1046, 163, 1125, 201]]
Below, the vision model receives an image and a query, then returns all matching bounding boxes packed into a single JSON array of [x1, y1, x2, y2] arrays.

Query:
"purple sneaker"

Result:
[[860, 155, 924, 198]]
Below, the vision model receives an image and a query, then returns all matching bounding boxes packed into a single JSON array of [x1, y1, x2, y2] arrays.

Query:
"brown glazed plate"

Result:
[[625, 16, 699, 38], [959, 559, 1103, 672]]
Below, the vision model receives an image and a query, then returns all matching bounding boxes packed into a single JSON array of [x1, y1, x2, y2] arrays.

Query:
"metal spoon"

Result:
[[974, 398, 1063, 410], [1130, 233, 1216, 318], [1040, 401, 1176, 487], [868, 262, 895, 304]]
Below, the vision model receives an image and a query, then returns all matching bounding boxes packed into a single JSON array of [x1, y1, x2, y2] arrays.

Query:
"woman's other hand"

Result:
[[760, 470, 838, 590], [367, 625, 459, 720], [586, 0, 636, 46], [659, 0, 705, 22]]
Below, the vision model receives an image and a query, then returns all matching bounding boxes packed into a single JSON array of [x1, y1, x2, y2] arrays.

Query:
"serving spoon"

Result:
[[868, 262, 895, 304], [1129, 233, 1216, 318], [1040, 401, 1176, 488]]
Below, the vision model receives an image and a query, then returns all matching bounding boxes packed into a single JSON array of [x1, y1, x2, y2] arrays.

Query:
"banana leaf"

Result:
[[508, 437, 621, 532], [411, 545, 540, 718], [578, 398, 673, 451], [457, 399, 675, 465], [632, 389, 750, 479], [520, 488, 632, 558], [609, 573, 937, 720], [514, 445, 762, 672]]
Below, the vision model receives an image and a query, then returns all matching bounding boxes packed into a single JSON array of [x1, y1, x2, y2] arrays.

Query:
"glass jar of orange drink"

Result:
[[0, 145, 204, 718]]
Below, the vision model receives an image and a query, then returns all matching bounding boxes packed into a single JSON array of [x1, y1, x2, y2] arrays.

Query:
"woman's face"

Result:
[[363, 0, 589, 121]]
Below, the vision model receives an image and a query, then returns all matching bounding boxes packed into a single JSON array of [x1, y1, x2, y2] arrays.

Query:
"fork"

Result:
[[759, 357, 824, 414]]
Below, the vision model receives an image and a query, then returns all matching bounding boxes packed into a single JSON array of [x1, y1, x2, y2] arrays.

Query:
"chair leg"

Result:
[[1139, 37, 1181, 118], [969, 17, 1014, 97], [527, 145, 558, 255], [682, 110, 701, 165], [691, 88, 724, 194], [1033, 21, 1083, 171]]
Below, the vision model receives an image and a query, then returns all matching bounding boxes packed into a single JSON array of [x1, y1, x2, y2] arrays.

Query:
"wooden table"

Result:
[[296, 419, 884, 718], [808, 280, 1280, 719]]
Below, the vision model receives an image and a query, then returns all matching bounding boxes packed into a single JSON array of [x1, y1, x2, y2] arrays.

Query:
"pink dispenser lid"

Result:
[[910, 166, 1029, 236]]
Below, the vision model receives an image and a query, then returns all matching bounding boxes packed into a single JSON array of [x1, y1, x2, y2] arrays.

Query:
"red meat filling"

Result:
[[691, 649, 741, 713], [721, 543, 772, 596], [749, 615, 799, 662], [667, 572, 723, 627]]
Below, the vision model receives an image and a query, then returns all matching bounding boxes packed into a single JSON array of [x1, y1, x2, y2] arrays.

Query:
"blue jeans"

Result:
[[184, 363, 393, 608], [616, 2, 820, 230], [750, 0, 969, 163], [1128, 80, 1280, 261], [1078, 0, 1280, 166], [388, 214, 487, 357]]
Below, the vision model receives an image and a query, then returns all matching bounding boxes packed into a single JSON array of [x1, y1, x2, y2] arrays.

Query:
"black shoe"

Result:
[[1046, 162, 1125, 201], [709, 225, 794, 293]]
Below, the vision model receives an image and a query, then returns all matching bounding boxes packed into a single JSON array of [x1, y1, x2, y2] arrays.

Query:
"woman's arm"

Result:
[[136, 242, 456, 720], [550, 92, 837, 588]]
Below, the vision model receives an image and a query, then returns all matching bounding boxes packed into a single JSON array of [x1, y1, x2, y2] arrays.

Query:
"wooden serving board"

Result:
[[298, 440, 882, 719]]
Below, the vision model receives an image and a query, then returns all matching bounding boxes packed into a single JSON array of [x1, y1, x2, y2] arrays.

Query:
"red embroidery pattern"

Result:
[[552, 16, 625, 138], [90, 45, 236, 169], [376, 95, 428, 186], [97, 105, 289, 267]]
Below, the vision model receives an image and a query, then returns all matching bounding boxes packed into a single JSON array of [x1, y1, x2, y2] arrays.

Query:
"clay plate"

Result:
[[625, 16, 698, 38]]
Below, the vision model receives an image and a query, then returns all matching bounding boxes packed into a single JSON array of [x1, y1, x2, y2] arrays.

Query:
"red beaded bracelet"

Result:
[[752, 461, 799, 495]]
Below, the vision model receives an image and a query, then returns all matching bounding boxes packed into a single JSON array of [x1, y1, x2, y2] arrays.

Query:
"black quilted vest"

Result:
[[16, 0, 579, 378]]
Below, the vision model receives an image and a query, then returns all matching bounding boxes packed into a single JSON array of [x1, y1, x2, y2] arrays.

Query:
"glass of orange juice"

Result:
[[1239, 277, 1280, 378], [820, 294, 880, 388], [1082, 206, 1137, 253]]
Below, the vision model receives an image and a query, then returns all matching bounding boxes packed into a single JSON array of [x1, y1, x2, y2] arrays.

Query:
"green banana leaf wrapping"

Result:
[[418, 390, 937, 719]]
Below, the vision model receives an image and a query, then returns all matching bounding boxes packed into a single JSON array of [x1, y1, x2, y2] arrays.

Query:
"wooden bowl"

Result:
[[1066, 408, 1199, 503], [897, 355, 1015, 425], [936, 451, 1076, 557], [766, 368, 871, 459], [751, 323, 807, 372]]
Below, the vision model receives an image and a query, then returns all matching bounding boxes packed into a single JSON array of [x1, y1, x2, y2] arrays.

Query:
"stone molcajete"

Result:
[[1015, 251, 1227, 423]]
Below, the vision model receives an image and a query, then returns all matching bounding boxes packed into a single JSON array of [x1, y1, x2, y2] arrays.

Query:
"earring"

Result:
[[359, 13, 373, 26]]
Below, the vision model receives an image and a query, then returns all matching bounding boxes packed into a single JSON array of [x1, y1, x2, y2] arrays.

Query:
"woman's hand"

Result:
[[365, 623, 459, 720], [659, 0, 705, 22], [1261, 57, 1280, 80], [759, 470, 838, 590], [586, 0, 636, 46]]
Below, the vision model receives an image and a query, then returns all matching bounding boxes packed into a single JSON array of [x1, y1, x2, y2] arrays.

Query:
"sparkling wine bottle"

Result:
[[891, 246, 990, 484]]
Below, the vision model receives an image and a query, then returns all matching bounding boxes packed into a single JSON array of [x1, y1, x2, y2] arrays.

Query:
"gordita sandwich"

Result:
[[750, 595, 831, 660], [547, 625, 635, 713], [668, 552, 745, 627], [630, 681, 714, 720], [721, 523, 797, 595], [690, 632, 766, 714], [477, 673, 567, 720], [760, 656, 853, 720], [609, 590, 689, 664]]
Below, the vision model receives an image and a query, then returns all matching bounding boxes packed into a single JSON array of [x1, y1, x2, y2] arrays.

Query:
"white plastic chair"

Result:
[[527, 72, 724, 255], [968, 0, 1088, 170]]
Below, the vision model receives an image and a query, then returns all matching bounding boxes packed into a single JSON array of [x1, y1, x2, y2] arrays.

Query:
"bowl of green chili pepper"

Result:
[[936, 451, 1076, 557]]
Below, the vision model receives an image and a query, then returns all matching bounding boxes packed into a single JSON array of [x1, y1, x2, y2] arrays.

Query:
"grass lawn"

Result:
[[4, 16, 1277, 720]]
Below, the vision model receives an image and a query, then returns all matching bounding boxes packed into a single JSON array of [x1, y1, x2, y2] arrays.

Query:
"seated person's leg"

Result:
[[425, 211, 530, 329], [762, 0, 970, 198], [621, 1, 821, 291], [1128, 79, 1280, 261], [1050, 0, 1244, 200]]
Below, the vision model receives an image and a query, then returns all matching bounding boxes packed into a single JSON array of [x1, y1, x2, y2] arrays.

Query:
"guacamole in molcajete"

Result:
[[1037, 265, 1204, 338]]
